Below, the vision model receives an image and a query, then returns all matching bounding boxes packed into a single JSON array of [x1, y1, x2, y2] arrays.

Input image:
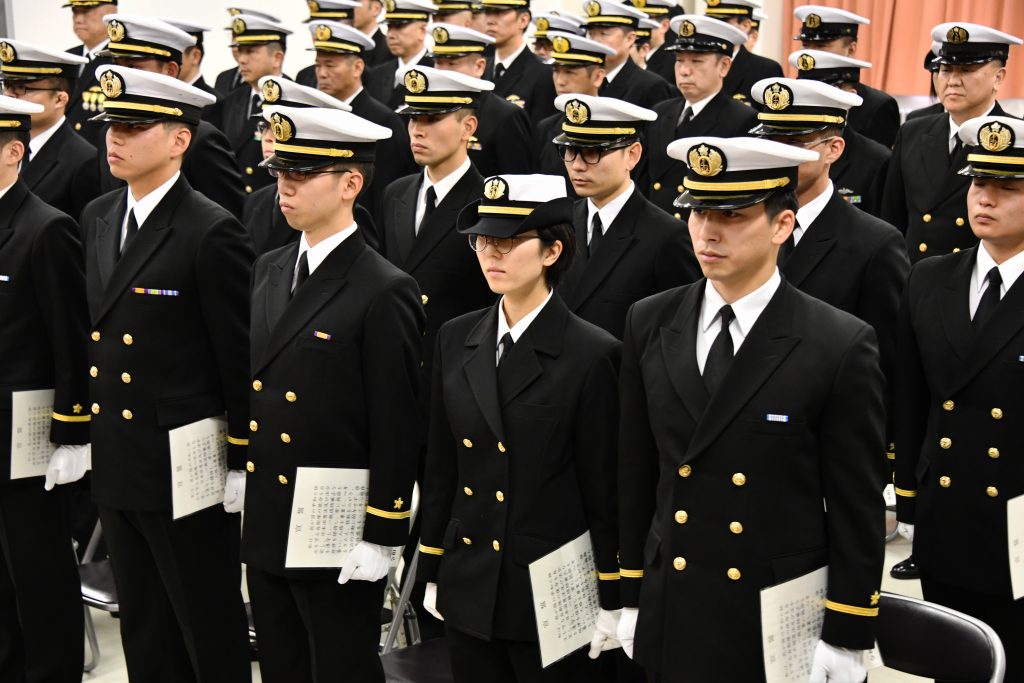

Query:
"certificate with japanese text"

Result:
[[10, 389, 55, 480], [285, 467, 369, 569], [169, 417, 229, 519]]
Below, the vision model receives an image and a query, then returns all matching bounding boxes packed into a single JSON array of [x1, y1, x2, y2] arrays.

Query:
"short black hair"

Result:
[[350, 162, 375, 198], [0, 130, 30, 156], [535, 221, 576, 286], [764, 189, 798, 223]]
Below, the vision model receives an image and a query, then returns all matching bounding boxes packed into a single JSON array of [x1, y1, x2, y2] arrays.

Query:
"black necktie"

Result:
[[703, 304, 735, 396], [777, 230, 796, 266], [589, 213, 604, 259], [418, 186, 436, 234], [250, 93, 261, 118], [494, 63, 506, 81], [120, 209, 138, 256], [950, 135, 963, 165], [974, 266, 1003, 329], [677, 105, 693, 130], [292, 251, 310, 297], [497, 332, 514, 367]]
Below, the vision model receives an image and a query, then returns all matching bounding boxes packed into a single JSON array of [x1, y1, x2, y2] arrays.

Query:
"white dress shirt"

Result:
[[494, 41, 527, 76], [343, 86, 364, 106], [122, 171, 181, 246], [969, 242, 1024, 318], [696, 269, 782, 373], [684, 89, 720, 120], [793, 180, 834, 245], [414, 157, 472, 232], [586, 181, 634, 245], [496, 288, 553, 364], [604, 59, 627, 83], [949, 104, 995, 153], [293, 222, 359, 289]]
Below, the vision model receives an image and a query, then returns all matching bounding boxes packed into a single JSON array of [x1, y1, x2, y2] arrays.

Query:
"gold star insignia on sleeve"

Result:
[[870, 591, 880, 606], [394, 497, 404, 510], [72, 404, 83, 414]]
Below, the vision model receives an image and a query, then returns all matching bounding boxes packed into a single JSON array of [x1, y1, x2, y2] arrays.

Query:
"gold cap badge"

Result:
[[536, 17, 549, 31], [261, 79, 282, 103], [804, 13, 821, 29], [979, 121, 1014, 152], [432, 26, 449, 44], [0, 42, 14, 63], [404, 69, 427, 93], [585, 1, 601, 17], [564, 99, 589, 124], [99, 70, 124, 99], [232, 18, 247, 35], [484, 177, 507, 199], [552, 35, 570, 53], [947, 26, 969, 44], [679, 20, 695, 38], [316, 24, 333, 42], [688, 143, 725, 177], [763, 82, 792, 111], [270, 112, 294, 142], [107, 20, 126, 43], [797, 53, 816, 71]]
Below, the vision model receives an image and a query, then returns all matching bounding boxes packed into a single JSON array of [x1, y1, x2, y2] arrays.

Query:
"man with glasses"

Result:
[[64, 0, 117, 147], [554, 93, 699, 340], [0, 40, 100, 219], [481, 0, 557, 126], [243, 104, 423, 683], [882, 23, 1022, 262]]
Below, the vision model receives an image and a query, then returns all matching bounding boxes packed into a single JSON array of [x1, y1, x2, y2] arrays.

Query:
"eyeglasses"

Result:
[[2, 83, 61, 97], [557, 143, 630, 165], [468, 234, 540, 255], [268, 168, 353, 182]]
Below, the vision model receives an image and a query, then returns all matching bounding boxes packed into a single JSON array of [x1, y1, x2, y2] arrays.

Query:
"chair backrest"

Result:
[[876, 592, 1006, 683]]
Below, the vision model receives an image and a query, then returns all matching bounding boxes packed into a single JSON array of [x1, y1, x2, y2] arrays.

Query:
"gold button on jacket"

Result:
[[672, 557, 686, 571]]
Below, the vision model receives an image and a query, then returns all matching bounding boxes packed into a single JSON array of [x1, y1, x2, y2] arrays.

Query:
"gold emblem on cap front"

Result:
[[552, 35, 570, 53], [764, 82, 792, 111], [0, 42, 14, 63], [804, 13, 821, 29], [585, 1, 601, 18], [99, 70, 124, 99], [706, 0, 720, 6], [484, 177, 507, 199], [404, 69, 427, 93], [107, 20, 126, 43], [270, 112, 294, 142], [232, 18, 247, 35], [565, 99, 589, 124], [316, 24, 333, 42], [979, 122, 1014, 152], [262, 79, 282, 103], [947, 26, 969, 44], [688, 144, 724, 177], [432, 26, 450, 44], [632, 0, 647, 7], [797, 53, 816, 71], [536, 17, 549, 31], [385, 0, 397, 12], [679, 20, 696, 37], [308, 0, 321, 11]]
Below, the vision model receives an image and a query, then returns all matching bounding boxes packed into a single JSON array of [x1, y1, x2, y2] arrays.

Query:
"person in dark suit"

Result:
[[704, 0, 781, 106], [895, 115, 1024, 682], [80, 65, 252, 683], [240, 104, 423, 683], [616, 135, 886, 682], [552, 93, 700, 340], [418, 174, 621, 682], [532, 32, 612, 187], [481, 0, 557, 125], [162, 19, 221, 106], [91, 15, 247, 219], [639, 15, 757, 217], [365, 0, 437, 110], [214, 7, 283, 96], [295, 0, 364, 87], [628, 0, 678, 86], [584, 1, 673, 109], [430, 23, 533, 176], [355, 0, 392, 68], [793, 5, 900, 148], [788, 49, 892, 216], [0, 94, 90, 683], [882, 23, 1021, 263], [64, 0, 117, 147], [309, 20, 417, 223], [0, 40, 100, 220]]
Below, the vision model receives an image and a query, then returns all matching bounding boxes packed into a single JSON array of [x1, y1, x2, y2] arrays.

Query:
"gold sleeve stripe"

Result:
[[894, 486, 917, 498], [227, 436, 249, 446], [886, 452, 895, 460], [619, 568, 644, 579], [825, 600, 879, 617], [367, 505, 412, 520], [597, 571, 621, 581], [419, 544, 445, 556], [52, 412, 91, 423]]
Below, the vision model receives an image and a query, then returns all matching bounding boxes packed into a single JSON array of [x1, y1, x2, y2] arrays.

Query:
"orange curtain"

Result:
[[777, 0, 1024, 97]]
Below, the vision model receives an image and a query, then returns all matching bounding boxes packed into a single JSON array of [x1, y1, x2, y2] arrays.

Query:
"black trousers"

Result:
[[99, 505, 251, 683], [921, 572, 1024, 683], [0, 480, 82, 683], [446, 624, 598, 683], [247, 568, 386, 683]]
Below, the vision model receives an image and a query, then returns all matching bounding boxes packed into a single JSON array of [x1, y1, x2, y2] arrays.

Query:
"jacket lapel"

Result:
[[659, 283, 710, 421], [497, 294, 566, 406], [23, 126, 64, 187], [782, 192, 840, 286], [392, 178, 417, 265], [263, 243, 297, 339], [920, 112, 964, 208], [462, 305, 505, 441], [564, 190, 640, 309], [938, 250, 976, 363], [650, 99, 684, 180], [0, 180, 29, 253], [683, 282, 801, 463], [403, 167, 481, 272]]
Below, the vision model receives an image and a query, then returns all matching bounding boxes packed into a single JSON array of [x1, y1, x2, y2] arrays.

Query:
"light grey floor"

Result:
[[81, 537, 931, 682]]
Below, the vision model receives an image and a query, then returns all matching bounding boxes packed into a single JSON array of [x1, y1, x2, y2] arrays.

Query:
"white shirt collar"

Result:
[[974, 241, 1024, 296], [0, 178, 16, 204], [296, 222, 359, 281], [586, 181, 634, 241], [700, 268, 782, 341], [343, 86, 364, 105], [395, 46, 428, 83], [186, 73, 202, 86], [794, 180, 834, 245], [85, 39, 109, 61], [415, 157, 472, 230], [496, 41, 527, 70], [28, 116, 65, 158], [685, 88, 720, 118], [605, 59, 627, 83], [949, 103, 995, 149], [126, 171, 181, 231], [497, 287, 554, 347]]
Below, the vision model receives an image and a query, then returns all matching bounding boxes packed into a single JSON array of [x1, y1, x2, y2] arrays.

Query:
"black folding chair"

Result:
[[876, 591, 1006, 682], [79, 521, 118, 673]]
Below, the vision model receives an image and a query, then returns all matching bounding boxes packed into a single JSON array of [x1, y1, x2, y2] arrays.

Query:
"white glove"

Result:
[[616, 607, 638, 659], [223, 470, 247, 513], [338, 541, 394, 584], [809, 640, 867, 683], [897, 522, 914, 543], [423, 581, 444, 621], [44, 444, 89, 491], [588, 609, 622, 659]]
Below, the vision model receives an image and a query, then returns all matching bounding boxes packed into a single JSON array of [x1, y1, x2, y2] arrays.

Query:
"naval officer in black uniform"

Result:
[[882, 22, 1022, 263], [616, 135, 886, 681], [895, 115, 1024, 682], [481, 0, 557, 125], [418, 174, 621, 681], [80, 65, 253, 683], [703, 0, 781, 106], [242, 104, 423, 683], [64, 0, 117, 148], [365, 0, 437, 110], [0, 94, 90, 683], [295, 0, 363, 88]]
